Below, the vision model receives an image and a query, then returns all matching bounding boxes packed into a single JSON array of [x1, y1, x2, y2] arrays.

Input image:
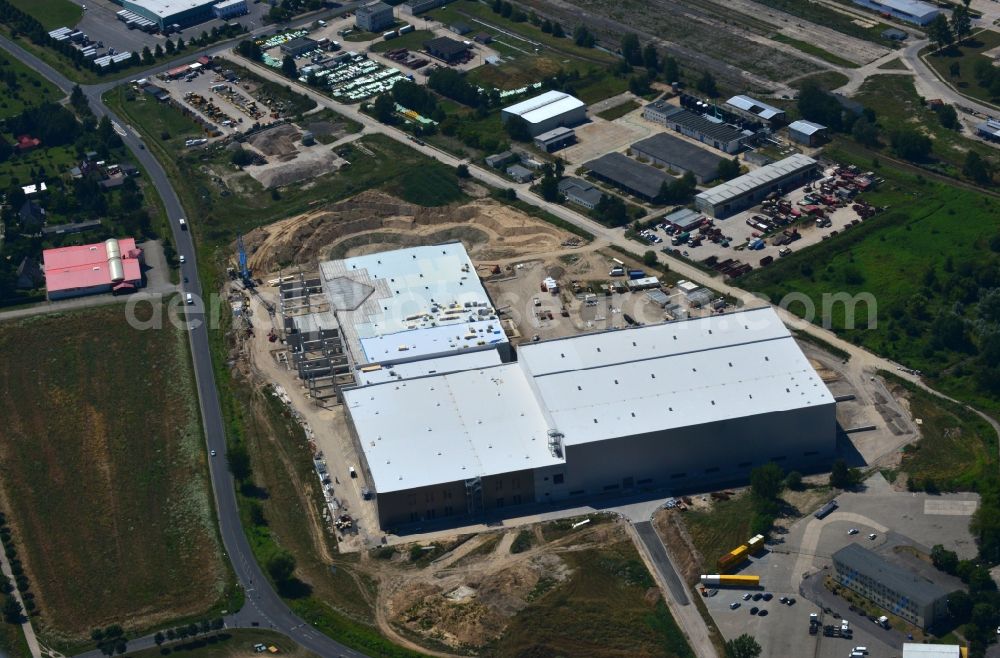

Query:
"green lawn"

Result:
[[876, 57, 908, 70], [922, 30, 1000, 107], [772, 33, 860, 68], [0, 49, 62, 120], [0, 304, 233, 650], [370, 29, 435, 53], [492, 540, 695, 658], [597, 99, 640, 121], [8, 0, 81, 30], [852, 74, 1000, 178], [741, 159, 1000, 408], [788, 71, 850, 91], [886, 373, 998, 491], [341, 20, 408, 42], [682, 494, 755, 570]]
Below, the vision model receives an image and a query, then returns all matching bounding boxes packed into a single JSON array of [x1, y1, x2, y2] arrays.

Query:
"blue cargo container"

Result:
[[628, 269, 646, 280]]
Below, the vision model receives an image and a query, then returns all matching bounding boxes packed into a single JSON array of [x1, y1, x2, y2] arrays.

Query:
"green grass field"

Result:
[[370, 29, 435, 53], [8, 0, 81, 30], [0, 303, 231, 649], [756, 0, 895, 45], [772, 34, 860, 68], [0, 49, 61, 120], [923, 30, 1000, 106], [492, 540, 694, 657], [130, 630, 318, 658], [885, 374, 999, 491], [788, 71, 850, 91], [682, 494, 755, 570], [597, 99, 640, 121], [850, 74, 1000, 181], [741, 159, 999, 402]]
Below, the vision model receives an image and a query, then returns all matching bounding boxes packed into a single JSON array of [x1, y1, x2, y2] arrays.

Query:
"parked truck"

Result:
[[700, 574, 760, 587], [717, 544, 750, 572]]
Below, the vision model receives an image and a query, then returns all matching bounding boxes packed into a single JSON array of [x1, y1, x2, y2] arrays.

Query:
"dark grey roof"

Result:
[[583, 152, 672, 199], [558, 177, 603, 206], [424, 36, 468, 58], [833, 544, 949, 607], [631, 132, 725, 181], [281, 37, 317, 51], [653, 104, 746, 144], [357, 2, 392, 15]]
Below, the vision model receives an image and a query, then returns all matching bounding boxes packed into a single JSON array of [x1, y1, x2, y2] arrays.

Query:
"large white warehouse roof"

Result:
[[317, 243, 506, 364], [344, 363, 563, 492], [348, 307, 832, 492], [696, 154, 817, 207], [502, 90, 585, 125], [518, 307, 832, 446]]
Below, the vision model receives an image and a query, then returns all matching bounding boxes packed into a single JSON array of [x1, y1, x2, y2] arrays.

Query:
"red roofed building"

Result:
[[15, 135, 40, 151], [42, 238, 144, 300]]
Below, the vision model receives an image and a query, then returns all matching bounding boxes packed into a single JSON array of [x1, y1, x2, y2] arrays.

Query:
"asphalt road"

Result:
[[0, 17, 374, 658]]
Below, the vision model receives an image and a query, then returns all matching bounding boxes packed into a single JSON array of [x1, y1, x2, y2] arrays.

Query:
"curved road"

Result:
[[0, 17, 374, 658]]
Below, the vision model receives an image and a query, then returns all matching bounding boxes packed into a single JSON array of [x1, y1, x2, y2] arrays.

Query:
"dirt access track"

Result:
[[242, 190, 583, 275]]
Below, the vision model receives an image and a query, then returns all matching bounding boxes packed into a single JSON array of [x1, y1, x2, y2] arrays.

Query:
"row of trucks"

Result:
[[382, 48, 429, 70]]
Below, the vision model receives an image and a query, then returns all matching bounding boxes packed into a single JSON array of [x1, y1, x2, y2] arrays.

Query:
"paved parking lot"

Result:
[[64, 0, 270, 58], [701, 473, 979, 658]]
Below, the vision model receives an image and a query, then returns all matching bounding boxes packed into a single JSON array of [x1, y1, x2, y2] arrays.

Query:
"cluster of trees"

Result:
[[748, 462, 786, 536], [829, 459, 862, 489], [536, 158, 565, 202], [596, 194, 630, 227], [926, 1, 973, 52], [7, 102, 80, 147], [428, 67, 486, 107], [725, 634, 762, 658], [617, 32, 681, 87], [0, 511, 36, 625], [90, 625, 128, 656], [931, 544, 999, 656], [657, 171, 697, 205], [717, 157, 741, 182], [971, 57, 1000, 100], [489, 0, 566, 36], [153, 619, 226, 648]]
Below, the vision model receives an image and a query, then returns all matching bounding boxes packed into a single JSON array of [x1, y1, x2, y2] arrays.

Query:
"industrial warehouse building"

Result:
[[399, 0, 445, 14], [423, 36, 470, 63], [630, 132, 726, 184], [212, 0, 246, 19], [724, 95, 786, 126], [42, 238, 144, 300], [851, 0, 939, 25], [118, 0, 220, 29], [280, 37, 319, 57], [534, 126, 576, 152], [583, 152, 672, 202], [355, 1, 395, 32], [788, 120, 828, 146], [501, 91, 587, 137], [343, 304, 836, 529], [643, 100, 749, 154], [833, 544, 950, 628], [695, 154, 819, 218], [558, 177, 603, 209]]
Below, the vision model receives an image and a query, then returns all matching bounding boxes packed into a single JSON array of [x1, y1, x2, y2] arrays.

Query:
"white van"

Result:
[[853, 648, 868, 654], [178, 217, 187, 230], [185, 292, 193, 305]]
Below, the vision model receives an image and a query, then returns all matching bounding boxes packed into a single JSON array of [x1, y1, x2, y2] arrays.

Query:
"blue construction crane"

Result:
[[236, 233, 252, 286]]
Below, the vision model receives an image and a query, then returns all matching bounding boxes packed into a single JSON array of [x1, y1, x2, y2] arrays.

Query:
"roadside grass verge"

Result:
[[596, 99, 640, 121], [788, 71, 850, 92], [128, 629, 319, 658], [876, 57, 907, 70], [0, 303, 233, 650], [0, 48, 61, 119], [771, 34, 860, 68], [883, 373, 998, 491], [491, 540, 694, 657], [8, 0, 81, 30], [370, 30, 435, 53]]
